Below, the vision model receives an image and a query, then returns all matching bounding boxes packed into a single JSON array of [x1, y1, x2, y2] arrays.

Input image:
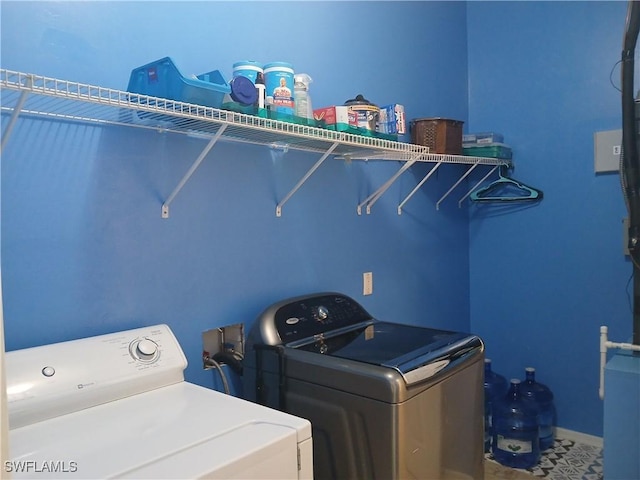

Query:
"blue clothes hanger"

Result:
[[470, 165, 543, 202]]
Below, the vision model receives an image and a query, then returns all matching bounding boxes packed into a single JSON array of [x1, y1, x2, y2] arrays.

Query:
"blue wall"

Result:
[[1, 2, 471, 394], [467, 1, 630, 437], [1, 0, 632, 438]]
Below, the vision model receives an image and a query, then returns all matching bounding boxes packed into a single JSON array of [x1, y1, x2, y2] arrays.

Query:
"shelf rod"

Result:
[[435, 163, 479, 211], [161, 124, 227, 218], [357, 158, 419, 215], [397, 162, 442, 215], [1, 76, 32, 154], [457, 164, 499, 208], [276, 141, 339, 217]]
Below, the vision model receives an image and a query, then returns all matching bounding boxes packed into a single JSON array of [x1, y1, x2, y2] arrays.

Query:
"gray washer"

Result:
[[243, 292, 485, 480]]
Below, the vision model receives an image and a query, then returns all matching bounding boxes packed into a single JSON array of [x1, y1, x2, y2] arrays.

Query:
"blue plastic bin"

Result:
[[127, 57, 230, 108]]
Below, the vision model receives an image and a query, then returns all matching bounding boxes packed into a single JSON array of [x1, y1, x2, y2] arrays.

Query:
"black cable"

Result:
[[610, 59, 623, 93]]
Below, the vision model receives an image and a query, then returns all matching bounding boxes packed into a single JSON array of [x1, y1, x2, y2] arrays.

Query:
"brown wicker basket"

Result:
[[410, 118, 464, 154]]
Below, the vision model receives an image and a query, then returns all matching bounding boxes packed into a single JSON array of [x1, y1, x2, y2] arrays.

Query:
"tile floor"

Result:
[[485, 437, 603, 480]]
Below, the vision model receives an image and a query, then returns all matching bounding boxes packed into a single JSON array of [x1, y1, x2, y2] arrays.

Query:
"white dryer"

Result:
[[5, 324, 312, 479]]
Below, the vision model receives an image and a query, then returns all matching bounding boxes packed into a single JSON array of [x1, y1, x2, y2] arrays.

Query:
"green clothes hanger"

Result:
[[470, 165, 543, 202]]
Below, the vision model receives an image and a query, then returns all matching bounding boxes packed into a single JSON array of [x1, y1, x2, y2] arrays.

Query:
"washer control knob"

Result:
[[42, 366, 55, 377], [316, 306, 329, 321]]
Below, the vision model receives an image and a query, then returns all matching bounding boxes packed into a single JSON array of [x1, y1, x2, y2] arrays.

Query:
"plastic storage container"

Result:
[[492, 379, 541, 469], [344, 94, 380, 133], [462, 142, 513, 160], [484, 359, 508, 452], [463, 132, 504, 145], [127, 57, 230, 108], [521, 367, 557, 451], [263, 62, 295, 116], [232, 60, 263, 84], [410, 118, 464, 154]]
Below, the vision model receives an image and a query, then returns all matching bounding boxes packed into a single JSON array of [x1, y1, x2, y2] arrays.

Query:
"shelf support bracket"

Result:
[[276, 141, 339, 217], [397, 162, 442, 215], [1, 76, 32, 154], [357, 158, 419, 215], [161, 125, 227, 218], [436, 163, 479, 210], [457, 164, 499, 208]]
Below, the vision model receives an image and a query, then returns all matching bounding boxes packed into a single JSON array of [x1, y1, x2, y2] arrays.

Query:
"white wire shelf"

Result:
[[0, 69, 510, 216]]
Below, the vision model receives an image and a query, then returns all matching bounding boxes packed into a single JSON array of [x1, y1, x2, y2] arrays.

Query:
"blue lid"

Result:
[[230, 75, 257, 105]]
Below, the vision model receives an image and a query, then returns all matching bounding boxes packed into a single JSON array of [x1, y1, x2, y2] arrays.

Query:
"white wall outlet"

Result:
[[363, 272, 373, 295]]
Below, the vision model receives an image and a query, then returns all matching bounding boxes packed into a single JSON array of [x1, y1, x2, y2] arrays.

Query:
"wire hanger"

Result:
[[470, 165, 543, 202]]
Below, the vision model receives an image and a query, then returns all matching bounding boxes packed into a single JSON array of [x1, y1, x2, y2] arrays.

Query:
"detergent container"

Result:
[[264, 62, 295, 115]]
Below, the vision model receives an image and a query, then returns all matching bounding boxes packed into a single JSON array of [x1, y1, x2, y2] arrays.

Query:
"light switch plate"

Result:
[[363, 272, 373, 295]]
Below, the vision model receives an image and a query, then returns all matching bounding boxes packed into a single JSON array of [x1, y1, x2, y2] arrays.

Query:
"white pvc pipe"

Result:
[[599, 325, 640, 399]]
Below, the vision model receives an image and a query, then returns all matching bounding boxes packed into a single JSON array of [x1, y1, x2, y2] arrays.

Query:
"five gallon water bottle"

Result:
[[521, 367, 556, 451], [492, 379, 541, 469], [484, 359, 508, 452]]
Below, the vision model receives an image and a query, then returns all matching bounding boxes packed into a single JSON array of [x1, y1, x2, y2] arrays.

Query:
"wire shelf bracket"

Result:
[[357, 157, 420, 215], [1, 76, 32, 154], [457, 164, 499, 208], [397, 162, 443, 215], [436, 163, 480, 210], [161, 125, 228, 218], [276, 142, 339, 217]]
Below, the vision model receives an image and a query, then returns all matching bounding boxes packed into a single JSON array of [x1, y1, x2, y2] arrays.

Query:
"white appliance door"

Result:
[[8, 382, 312, 479], [119, 422, 300, 479]]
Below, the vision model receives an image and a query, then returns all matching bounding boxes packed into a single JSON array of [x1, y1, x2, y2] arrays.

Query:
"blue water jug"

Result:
[[521, 367, 557, 451], [484, 359, 508, 452], [492, 379, 541, 469]]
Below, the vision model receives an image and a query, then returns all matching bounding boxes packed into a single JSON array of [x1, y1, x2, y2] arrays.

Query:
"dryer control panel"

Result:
[[5, 324, 187, 429], [272, 293, 372, 345]]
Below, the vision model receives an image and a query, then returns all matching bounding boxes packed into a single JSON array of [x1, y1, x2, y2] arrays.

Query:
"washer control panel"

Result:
[[5, 324, 187, 429], [273, 293, 372, 344]]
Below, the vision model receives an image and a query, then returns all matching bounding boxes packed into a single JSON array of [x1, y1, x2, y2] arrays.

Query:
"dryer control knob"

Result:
[[316, 306, 329, 321], [137, 339, 158, 357]]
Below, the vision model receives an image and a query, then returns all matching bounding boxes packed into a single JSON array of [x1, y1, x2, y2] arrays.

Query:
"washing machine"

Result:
[[5, 324, 312, 479], [243, 292, 485, 480]]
